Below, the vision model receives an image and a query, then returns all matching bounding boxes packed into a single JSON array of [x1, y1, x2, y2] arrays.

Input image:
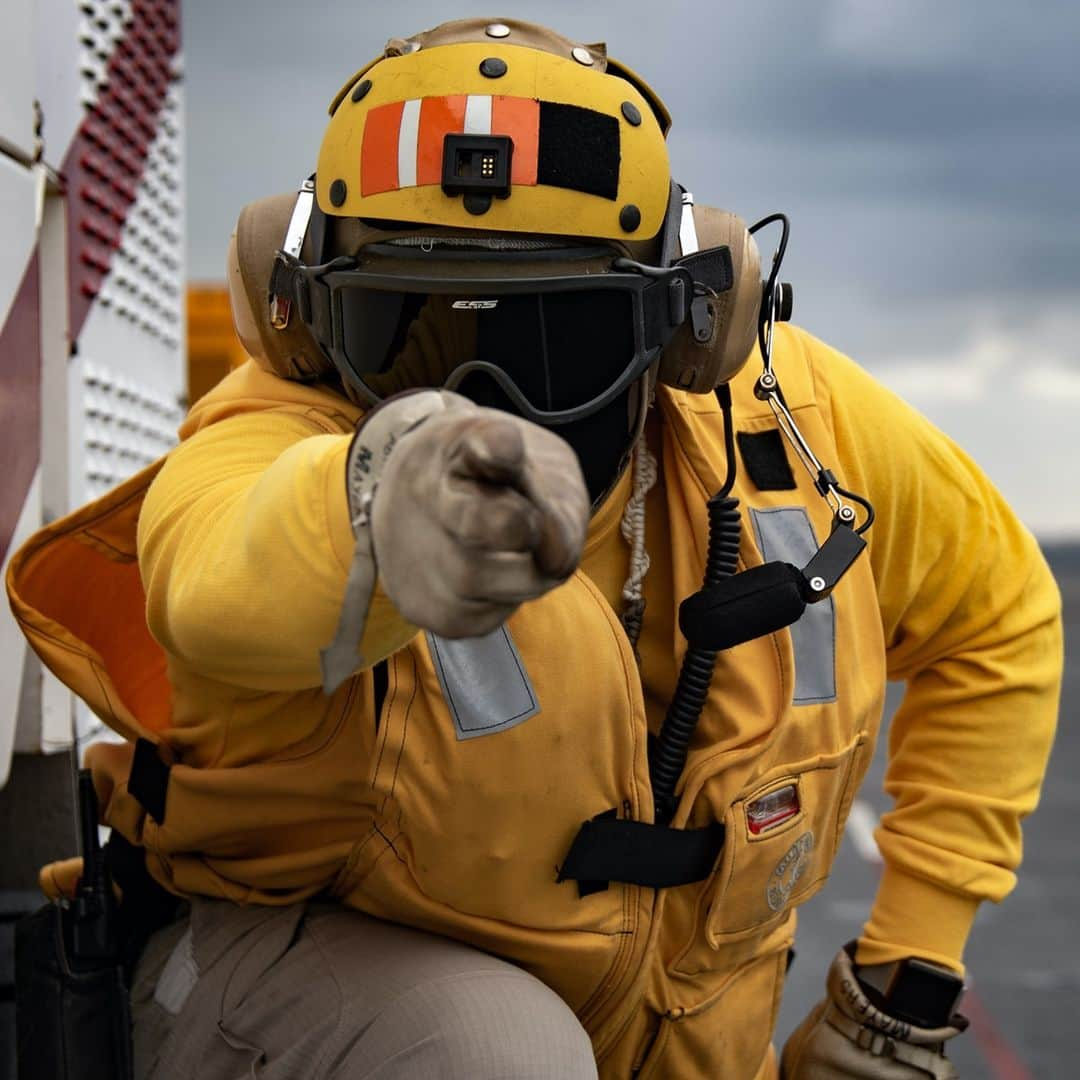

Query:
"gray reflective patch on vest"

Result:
[[153, 926, 198, 1016], [427, 626, 541, 740], [749, 507, 837, 704]]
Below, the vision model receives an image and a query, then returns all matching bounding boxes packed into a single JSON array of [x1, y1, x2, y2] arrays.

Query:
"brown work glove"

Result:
[[372, 393, 590, 639], [781, 947, 967, 1079]]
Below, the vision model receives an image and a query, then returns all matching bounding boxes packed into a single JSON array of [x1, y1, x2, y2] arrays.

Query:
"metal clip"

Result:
[[752, 373, 853, 521], [801, 518, 867, 601], [269, 294, 291, 330], [690, 294, 712, 343], [269, 178, 316, 331]]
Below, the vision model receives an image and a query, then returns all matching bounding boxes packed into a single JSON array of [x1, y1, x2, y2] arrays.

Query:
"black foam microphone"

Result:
[[678, 561, 809, 652]]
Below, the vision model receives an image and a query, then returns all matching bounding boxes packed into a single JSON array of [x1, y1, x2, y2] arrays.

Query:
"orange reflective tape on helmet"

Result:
[[316, 43, 670, 240], [359, 95, 544, 196]]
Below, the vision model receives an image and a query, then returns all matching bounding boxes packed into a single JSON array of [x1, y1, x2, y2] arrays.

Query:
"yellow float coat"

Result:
[[7, 325, 1062, 1077]]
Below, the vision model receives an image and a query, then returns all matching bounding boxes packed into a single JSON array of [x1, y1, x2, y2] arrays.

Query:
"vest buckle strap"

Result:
[[128, 738, 171, 825], [557, 808, 725, 897]]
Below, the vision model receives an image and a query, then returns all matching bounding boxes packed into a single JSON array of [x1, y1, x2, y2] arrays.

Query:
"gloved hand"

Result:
[[781, 947, 967, 1079], [371, 391, 589, 639]]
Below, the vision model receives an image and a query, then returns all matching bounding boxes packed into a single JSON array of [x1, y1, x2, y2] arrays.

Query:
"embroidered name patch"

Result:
[[766, 830, 814, 912]]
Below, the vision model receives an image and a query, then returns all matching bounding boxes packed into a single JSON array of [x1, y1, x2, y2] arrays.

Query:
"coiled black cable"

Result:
[[650, 387, 742, 824]]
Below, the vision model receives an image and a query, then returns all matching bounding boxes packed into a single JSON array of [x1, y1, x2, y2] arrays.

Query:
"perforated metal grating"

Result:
[[73, 0, 182, 342], [72, 0, 185, 499], [82, 359, 183, 497], [92, 82, 183, 348], [78, 1, 135, 110]]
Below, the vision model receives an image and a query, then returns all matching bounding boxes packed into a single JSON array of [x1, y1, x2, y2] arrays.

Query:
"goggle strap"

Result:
[[658, 180, 685, 268], [639, 248, 731, 351], [640, 276, 683, 350]]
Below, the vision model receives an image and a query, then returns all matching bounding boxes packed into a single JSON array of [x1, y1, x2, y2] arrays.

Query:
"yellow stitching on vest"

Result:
[[370, 652, 401, 803], [301, 404, 355, 434], [387, 650, 419, 801], [543, 570, 650, 1036], [78, 529, 137, 560], [331, 827, 380, 894], [831, 731, 868, 855]]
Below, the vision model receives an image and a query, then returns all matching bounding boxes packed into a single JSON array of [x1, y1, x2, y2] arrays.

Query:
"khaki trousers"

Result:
[[130, 898, 598, 1079]]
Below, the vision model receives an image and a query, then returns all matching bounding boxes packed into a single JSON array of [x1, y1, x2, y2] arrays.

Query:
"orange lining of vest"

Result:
[[6, 461, 170, 740]]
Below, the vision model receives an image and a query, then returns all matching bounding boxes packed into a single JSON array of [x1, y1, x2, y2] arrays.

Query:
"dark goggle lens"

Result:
[[335, 287, 638, 410]]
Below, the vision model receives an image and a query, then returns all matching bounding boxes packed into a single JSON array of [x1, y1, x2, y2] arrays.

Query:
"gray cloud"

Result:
[[182, 10, 1079, 357], [184, 0, 1080, 299]]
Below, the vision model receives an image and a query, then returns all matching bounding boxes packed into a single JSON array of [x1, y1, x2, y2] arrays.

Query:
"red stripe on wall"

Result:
[[65, 0, 181, 342], [0, 253, 42, 563], [361, 101, 405, 196], [0, 0, 180, 561], [492, 97, 539, 187], [417, 95, 467, 187]]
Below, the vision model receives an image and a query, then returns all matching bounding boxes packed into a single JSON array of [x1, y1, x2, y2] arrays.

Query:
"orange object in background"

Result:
[[187, 284, 248, 403]]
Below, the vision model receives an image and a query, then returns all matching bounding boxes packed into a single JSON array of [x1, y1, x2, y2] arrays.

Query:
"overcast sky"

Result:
[[182, 0, 1080, 537]]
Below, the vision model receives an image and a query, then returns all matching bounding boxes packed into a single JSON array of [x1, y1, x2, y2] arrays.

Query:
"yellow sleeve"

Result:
[[801, 329, 1063, 974], [138, 409, 417, 691]]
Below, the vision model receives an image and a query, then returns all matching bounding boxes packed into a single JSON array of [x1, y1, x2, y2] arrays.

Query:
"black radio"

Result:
[[855, 954, 966, 1029]]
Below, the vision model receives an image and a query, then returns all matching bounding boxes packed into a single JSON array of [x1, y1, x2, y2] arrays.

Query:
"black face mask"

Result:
[[453, 291, 638, 504], [456, 368, 638, 505]]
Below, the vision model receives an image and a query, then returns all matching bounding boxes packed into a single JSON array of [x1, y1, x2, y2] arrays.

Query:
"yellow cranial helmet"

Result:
[[260, 18, 780, 505], [315, 18, 672, 242]]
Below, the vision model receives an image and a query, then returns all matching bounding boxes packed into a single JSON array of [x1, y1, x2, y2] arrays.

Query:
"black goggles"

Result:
[[275, 245, 725, 425]]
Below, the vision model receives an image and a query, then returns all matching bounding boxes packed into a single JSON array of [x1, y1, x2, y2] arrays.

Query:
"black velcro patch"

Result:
[[537, 102, 620, 200], [677, 247, 734, 293], [738, 429, 797, 491], [558, 808, 725, 895]]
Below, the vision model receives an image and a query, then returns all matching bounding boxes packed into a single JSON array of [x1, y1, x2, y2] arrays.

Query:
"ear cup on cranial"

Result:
[[657, 206, 762, 393], [226, 193, 335, 382]]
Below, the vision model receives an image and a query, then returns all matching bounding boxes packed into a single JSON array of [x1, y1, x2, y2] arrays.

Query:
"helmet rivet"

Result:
[[329, 179, 348, 207], [464, 194, 493, 216], [621, 101, 642, 126], [571, 46, 594, 66], [479, 57, 508, 78], [485, 22, 511, 38], [619, 204, 641, 232], [351, 79, 372, 103]]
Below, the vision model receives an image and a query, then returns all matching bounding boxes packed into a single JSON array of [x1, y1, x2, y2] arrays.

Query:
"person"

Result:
[[7, 17, 1062, 1080]]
